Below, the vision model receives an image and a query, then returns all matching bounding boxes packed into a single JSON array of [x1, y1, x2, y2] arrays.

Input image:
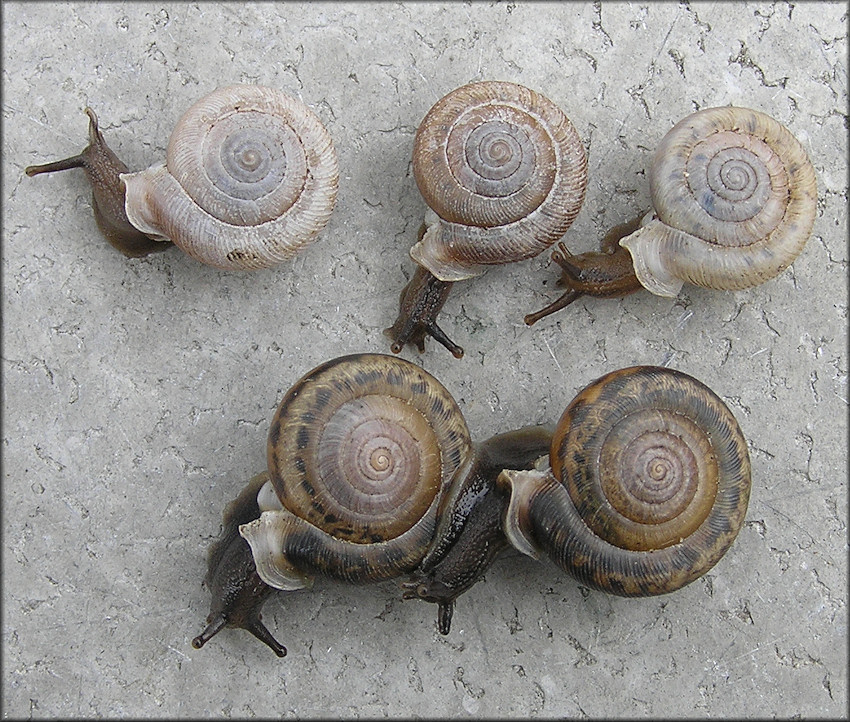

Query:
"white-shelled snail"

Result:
[[525, 106, 817, 325], [25, 85, 339, 271]]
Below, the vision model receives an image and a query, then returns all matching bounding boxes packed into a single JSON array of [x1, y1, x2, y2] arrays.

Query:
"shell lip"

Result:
[[619, 217, 685, 298], [239, 512, 315, 591], [497, 468, 547, 560]]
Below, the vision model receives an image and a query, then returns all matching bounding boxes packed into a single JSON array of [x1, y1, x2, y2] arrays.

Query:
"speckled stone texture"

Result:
[[3, 2, 846, 718]]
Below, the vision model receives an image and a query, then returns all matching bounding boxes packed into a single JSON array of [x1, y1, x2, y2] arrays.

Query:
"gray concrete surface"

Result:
[[2, 2, 847, 718]]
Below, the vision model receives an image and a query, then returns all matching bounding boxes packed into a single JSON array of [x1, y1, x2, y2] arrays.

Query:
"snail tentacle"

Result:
[[526, 106, 817, 322], [25, 107, 170, 258]]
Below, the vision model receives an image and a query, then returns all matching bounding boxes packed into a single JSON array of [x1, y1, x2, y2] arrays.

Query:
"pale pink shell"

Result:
[[121, 85, 338, 271]]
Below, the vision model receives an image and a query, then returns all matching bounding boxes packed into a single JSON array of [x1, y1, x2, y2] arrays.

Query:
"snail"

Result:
[[192, 353, 554, 656], [524, 106, 817, 325], [498, 365, 752, 596], [25, 85, 339, 270], [193, 358, 752, 656], [385, 80, 588, 358]]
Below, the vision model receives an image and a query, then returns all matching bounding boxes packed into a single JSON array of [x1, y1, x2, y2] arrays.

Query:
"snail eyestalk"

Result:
[[192, 611, 286, 658], [25, 107, 172, 258], [524, 287, 582, 326], [191, 614, 227, 650], [525, 214, 645, 326], [437, 602, 454, 636]]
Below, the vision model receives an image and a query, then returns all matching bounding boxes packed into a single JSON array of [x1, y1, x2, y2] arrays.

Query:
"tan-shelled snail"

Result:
[[192, 355, 750, 657], [192, 353, 554, 656], [500, 365, 751, 596], [25, 85, 339, 271], [385, 80, 588, 358], [524, 106, 817, 325]]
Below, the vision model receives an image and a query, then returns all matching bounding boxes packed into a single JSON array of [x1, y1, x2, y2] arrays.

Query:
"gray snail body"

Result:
[[192, 353, 553, 656], [26, 85, 338, 270], [525, 105, 817, 325], [386, 80, 588, 357]]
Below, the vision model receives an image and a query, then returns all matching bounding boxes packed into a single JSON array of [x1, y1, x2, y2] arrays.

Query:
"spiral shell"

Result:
[[409, 81, 588, 281], [240, 354, 472, 590], [620, 106, 817, 296], [501, 366, 751, 596], [121, 85, 338, 270]]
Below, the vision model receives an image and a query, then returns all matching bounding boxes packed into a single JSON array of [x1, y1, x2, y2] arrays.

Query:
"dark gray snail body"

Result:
[[525, 105, 817, 325], [25, 85, 338, 270], [194, 356, 751, 657]]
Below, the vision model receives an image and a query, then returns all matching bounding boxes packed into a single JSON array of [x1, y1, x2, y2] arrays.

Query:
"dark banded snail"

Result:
[[192, 353, 552, 655], [525, 106, 817, 325], [499, 365, 752, 596], [385, 80, 588, 357], [193, 357, 751, 657], [25, 85, 338, 270]]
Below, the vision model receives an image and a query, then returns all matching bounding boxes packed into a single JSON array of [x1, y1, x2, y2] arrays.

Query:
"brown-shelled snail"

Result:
[[192, 356, 750, 657], [525, 106, 817, 325], [385, 80, 588, 358], [499, 365, 751, 596], [192, 353, 554, 656], [25, 85, 339, 270]]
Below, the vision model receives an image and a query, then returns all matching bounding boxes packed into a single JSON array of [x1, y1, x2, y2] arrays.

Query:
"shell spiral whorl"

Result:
[[621, 106, 817, 296], [241, 354, 472, 587], [121, 85, 339, 271], [410, 80, 588, 280], [502, 366, 751, 596]]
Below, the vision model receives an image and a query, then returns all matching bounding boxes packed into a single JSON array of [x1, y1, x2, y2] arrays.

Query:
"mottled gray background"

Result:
[[2, 2, 847, 718]]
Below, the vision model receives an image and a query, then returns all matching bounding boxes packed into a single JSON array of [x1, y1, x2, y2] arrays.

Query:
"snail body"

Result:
[[191, 472, 286, 657], [401, 424, 555, 634], [499, 365, 751, 596], [525, 106, 817, 324], [25, 85, 338, 270], [386, 80, 588, 357], [194, 353, 552, 655], [194, 359, 752, 657], [244, 353, 473, 590]]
